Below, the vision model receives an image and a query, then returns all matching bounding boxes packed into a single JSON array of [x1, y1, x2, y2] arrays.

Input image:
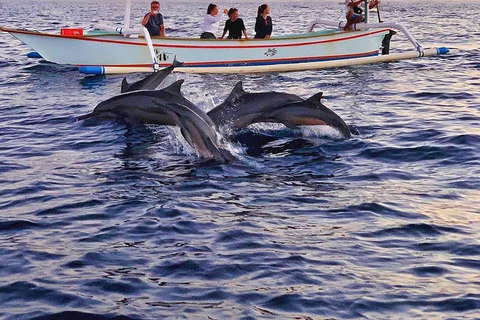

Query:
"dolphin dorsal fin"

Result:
[[225, 81, 246, 103], [162, 79, 185, 94], [121, 78, 130, 93], [306, 92, 324, 104]]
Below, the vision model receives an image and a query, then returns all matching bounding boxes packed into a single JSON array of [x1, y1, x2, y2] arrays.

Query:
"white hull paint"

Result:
[[1, 27, 390, 73]]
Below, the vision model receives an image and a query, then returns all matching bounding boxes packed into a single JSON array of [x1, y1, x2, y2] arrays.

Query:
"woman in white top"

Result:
[[200, 4, 228, 39]]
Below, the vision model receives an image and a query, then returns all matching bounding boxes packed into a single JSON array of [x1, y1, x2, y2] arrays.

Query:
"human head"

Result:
[[150, 1, 160, 10], [207, 4, 217, 14], [257, 4, 269, 17], [228, 8, 238, 19]]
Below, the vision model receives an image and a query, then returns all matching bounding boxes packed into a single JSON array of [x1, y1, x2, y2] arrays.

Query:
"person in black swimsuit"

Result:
[[220, 8, 248, 39], [254, 4, 272, 39]]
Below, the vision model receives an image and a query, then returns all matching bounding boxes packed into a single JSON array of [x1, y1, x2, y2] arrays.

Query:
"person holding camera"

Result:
[[142, 1, 166, 37]]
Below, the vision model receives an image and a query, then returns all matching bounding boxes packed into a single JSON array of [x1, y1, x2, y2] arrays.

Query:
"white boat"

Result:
[[0, 0, 448, 75]]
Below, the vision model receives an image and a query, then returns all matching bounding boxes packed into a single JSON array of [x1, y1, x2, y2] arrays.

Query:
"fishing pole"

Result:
[[377, 2, 383, 23]]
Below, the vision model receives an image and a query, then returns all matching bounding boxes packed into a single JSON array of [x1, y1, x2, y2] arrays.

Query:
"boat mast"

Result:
[[123, 0, 132, 30]]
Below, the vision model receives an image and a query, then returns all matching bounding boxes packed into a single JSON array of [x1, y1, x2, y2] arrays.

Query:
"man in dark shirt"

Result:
[[142, 1, 166, 37]]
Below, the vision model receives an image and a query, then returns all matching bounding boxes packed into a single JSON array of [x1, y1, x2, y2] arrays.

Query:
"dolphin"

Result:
[[207, 81, 351, 138], [120, 57, 184, 93], [79, 80, 235, 162]]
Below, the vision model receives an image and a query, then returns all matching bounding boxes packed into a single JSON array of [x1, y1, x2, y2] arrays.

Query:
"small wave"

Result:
[[439, 133, 480, 148], [345, 202, 423, 219], [358, 145, 463, 163], [0, 220, 41, 232], [300, 125, 348, 140], [352, 295, 480, 314], [416, 241, 480, 256], [359, 222, 464, 238], [450, 258, 480, 271], [24, 63, 77, 74], [405, 91, 475, 100], [408, 265, 449, 277], [0, 281, 84, 307], [30, 311, 138, 320]]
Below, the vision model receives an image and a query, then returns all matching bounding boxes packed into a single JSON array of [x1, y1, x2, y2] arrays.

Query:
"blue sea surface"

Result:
[[0, 0, 479, 319]]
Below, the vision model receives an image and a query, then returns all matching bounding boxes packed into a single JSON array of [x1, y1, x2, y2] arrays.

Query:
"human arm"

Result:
[[255, 17, 260, 33], [160, 24, 166, 37], [266, 16, 272, 39], [349, 0, 380, 9], [348, 0, 364, 8], [368, 0, 380, 9], [142, 13, 152, 26], [204, 12, 226, 24], [220, 20, 228, 39]]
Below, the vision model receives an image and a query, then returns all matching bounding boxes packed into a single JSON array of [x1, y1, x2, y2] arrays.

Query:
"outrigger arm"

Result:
[[123, 0, 132, 31], [307, 19, 423, 52], [93, 23, 160, 71]]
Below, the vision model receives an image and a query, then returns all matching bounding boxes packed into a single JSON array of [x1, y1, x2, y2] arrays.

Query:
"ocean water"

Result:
[[0, 0, 479, 319]]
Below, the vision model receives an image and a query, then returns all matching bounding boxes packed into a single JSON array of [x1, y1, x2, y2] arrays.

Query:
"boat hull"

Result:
[[1, 27, 390, 73]]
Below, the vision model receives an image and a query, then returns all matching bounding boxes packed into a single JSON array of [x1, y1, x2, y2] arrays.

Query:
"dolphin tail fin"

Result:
[[172, 56, 184, 69], [120, 78, 130, 93]]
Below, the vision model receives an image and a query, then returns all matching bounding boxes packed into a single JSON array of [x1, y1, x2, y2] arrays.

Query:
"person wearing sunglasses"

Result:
[[142, 1, 166, 37]]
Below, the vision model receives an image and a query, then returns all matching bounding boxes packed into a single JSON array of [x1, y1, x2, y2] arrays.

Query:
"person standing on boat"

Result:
[[200, 4, 228, 39], [142, 1, 166, 37], [344, 0, 380, 31], [220, 8, 248, 39], [254, 4, 272, 39]]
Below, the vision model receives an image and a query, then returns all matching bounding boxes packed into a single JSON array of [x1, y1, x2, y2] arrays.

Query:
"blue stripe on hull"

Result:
[[78, 52, 379, 74]]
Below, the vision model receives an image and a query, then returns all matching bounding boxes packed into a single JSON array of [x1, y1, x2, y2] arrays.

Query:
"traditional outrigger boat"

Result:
[[0, 0, 448, 75]]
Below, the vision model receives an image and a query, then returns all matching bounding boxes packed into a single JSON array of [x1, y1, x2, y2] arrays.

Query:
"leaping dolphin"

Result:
[[121, 57, 184, 93], [207, 82, 351, 138], [79, 80, 235, 162]]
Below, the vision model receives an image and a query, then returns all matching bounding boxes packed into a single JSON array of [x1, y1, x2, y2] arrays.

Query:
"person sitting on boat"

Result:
[[344, 0, 380, 31], [220, 8, 248, 39], [254, 4, 272, 39], [200, 4, 228, 39], [142, 1, 166, 37]]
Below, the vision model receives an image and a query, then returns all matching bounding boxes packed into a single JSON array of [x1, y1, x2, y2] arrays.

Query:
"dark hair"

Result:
[[151, 1, 160, 6], [207, 3, 217, 14], [228, 8, 238, 18], [257, 4, 268, 17]]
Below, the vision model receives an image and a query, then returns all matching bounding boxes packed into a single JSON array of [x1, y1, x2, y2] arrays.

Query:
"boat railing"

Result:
[[307, 19, 423, 53]]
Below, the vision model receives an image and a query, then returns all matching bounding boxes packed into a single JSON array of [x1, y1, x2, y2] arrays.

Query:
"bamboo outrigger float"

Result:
[[0, 0, 449, 75]]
